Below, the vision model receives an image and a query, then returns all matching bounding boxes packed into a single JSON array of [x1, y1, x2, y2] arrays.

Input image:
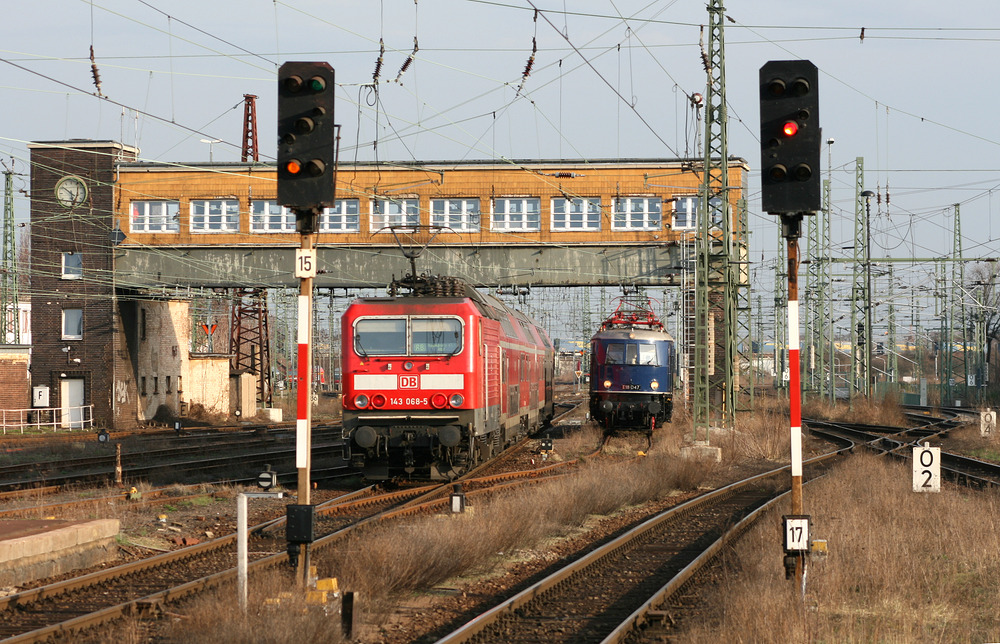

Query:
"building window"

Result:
[[551, 197, 601, 231], [62, 308, 83, 340], [371, 198, 419, 232], [153, 377, 159, 394], [61, 252, 83, 279], [431, 198, 480, 232], [130, 200, 180, 233], [320, 199, 361, 232], [613, 197, 662, 230], [140, 308, 147, 342], [191, 199, 239, 232], [140, 376, 147, 396], [166, 376, 172, 393], [672, 195, 722, 230], [491, 198, 541, 231], [250, 201, 295, 232], [177, 376, 183, 393]]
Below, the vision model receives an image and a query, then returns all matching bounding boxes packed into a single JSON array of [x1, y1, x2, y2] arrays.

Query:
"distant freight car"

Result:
[[589, 296, 674, 437], [342, 275, 555, 479]]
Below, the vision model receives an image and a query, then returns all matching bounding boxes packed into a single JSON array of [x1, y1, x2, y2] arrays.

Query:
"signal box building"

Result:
[[27, 139, 748, 429]]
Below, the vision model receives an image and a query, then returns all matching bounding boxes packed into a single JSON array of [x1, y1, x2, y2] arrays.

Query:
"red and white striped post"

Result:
[[295, 232, 314, 585], [783, 215, 805, 587]]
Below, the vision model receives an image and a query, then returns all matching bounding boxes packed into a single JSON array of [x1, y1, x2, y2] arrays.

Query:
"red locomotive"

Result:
[[342, 275, 555, 479]]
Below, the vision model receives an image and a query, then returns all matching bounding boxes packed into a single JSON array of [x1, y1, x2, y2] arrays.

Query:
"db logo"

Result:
[[399, 375, 419, 389]]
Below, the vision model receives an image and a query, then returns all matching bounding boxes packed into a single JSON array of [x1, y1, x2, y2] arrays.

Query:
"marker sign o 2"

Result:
[[912, 445, 941, 493]]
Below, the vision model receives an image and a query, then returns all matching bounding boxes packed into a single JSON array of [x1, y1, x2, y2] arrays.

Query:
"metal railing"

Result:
[[0, 405, 95, 433]]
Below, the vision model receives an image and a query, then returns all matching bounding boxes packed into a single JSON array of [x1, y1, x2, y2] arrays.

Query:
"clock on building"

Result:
[[54, 175, 88, 209]]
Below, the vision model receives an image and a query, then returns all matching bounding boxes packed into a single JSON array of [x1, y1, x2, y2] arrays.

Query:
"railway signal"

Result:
[[277, 61, 336, 230], [759, 60, 820, 215]]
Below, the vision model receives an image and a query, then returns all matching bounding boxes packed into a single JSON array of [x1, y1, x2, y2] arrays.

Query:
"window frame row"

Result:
[[128, 195, 717, 234]]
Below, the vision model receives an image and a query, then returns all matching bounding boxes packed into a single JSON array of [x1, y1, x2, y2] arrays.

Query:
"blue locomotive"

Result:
[[589, 297, 675, 435]]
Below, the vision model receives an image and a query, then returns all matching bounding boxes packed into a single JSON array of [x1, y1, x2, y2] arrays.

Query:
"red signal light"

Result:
[[285, 159, 302, 174], [782, 121, 799, 137]]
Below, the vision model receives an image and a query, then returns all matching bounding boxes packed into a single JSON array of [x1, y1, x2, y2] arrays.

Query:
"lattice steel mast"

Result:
[[0, 168, 18, 344], [694, 0, 737, 439]]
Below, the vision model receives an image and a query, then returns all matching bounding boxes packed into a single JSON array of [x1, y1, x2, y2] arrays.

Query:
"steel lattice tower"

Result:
[[241, 94, 259, 163], [849, 157, 867, 399], [229, 288, 273, 406], [0, 170, 18, 344], [949, 204, 967, 404], [694, 0, 737, 438]]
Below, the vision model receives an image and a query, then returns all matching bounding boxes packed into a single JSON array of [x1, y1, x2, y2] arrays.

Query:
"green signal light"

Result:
[[307, 76, 326, 92]]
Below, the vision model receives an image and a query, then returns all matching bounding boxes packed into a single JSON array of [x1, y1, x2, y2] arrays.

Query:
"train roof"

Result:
[[592, 326, 674, 342], [346, 276, 553, 349]]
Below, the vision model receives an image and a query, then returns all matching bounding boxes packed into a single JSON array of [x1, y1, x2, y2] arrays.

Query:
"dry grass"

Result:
[[803, 392, 908, 427], [163, 451, 714, 642], [160, 568, 346, 644], [324, 453, 714, 625], [680, 453, 1000, 643]]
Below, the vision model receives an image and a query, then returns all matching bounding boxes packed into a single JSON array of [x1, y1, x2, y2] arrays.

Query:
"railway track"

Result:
[[432, 409, 994, 644], [0, 404, 591, 642], [433, 450, 843, 644], [0, 429, 347, 490]]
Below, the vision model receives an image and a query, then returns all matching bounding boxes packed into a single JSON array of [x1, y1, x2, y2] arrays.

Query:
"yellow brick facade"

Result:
[[114, 159, 748, 248]]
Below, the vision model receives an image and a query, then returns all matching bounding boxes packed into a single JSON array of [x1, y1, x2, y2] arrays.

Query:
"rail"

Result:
[[0, 405, 94, 434]]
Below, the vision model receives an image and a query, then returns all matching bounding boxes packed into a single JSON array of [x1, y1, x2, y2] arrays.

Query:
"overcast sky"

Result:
[[3, 0, 999, 323]]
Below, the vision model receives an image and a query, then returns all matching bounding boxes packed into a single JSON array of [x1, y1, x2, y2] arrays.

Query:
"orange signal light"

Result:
[[782, 121, 799, 137], [285, 159, 302, 174]]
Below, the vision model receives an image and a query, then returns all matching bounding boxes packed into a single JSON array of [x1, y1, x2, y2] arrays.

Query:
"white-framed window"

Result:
[[320, 199, 361, 232], [672, 196, 697, 230], [191, 199, 239, 233], [62, 308, 83, 340], [130, 200, 179, 233], [61, 252, 82, 279], [491, 198, 540, 231], [251, 201, 296, 232], [551, 197, 601, 231], [613, 197, 662, 230], [431, 198, 480, 232], [371, 198, 419, 232], [672, 195, 722, 230]]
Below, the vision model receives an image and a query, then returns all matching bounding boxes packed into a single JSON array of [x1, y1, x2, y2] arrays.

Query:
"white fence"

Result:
[[0, 406, 95, 434]]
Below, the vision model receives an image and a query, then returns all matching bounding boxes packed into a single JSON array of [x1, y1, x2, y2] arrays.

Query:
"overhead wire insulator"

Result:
[[394, 37, 419, 83], [514, 37, 537, 97], [89, 45, 104, 97], [372, 38, 385, 84]]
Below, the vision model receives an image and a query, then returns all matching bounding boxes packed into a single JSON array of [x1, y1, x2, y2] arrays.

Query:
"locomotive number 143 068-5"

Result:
[[390, 397, 429, 406]]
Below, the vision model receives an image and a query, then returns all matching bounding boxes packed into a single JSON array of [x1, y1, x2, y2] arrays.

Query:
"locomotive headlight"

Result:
[[650, 379, 660, 390], [403, 361, 414, 371], [355, 394, 370, 409], [449, 393, 464, 407], [603, 379, 612, 389]]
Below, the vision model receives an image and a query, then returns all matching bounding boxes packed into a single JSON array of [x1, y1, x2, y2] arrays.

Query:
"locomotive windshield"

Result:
[[411, 318, 462, 354], [604, 342, 659, 366], [354, 317, 463, 356]]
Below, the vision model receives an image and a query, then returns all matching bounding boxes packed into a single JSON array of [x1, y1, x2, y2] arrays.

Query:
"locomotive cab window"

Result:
[[639, 344, 658, 365], [355, 318, 407, 355], [604, 342, 659, 366], [411, 318, 462, 355], [354, 317, 463, 356]]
